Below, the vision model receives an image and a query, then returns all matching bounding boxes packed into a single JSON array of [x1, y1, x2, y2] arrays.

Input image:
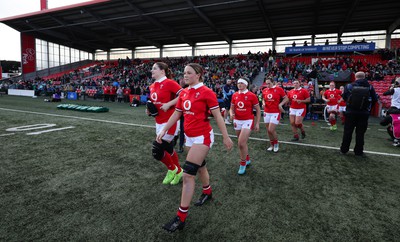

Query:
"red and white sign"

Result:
[[21, 33, 36, 74]]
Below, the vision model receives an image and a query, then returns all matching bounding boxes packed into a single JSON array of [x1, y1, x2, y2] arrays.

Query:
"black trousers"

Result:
[[179, 116, 185, 148], [340, 112, 369, 155]]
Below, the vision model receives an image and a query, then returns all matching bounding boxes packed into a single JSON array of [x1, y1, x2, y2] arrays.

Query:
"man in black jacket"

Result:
[[340, 71, 378, 157]]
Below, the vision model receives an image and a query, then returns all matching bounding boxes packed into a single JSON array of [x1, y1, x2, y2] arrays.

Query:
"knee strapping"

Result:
[[161, 140, 174, 154], [183, 161, 200, 176], [152, 141, 164, 160]]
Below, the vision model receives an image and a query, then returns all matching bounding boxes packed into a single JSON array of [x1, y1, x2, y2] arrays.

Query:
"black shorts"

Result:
[[224, 98, 231, 110]]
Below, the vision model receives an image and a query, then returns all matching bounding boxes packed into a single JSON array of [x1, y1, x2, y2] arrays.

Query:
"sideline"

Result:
[[1, 107, 399, 158]]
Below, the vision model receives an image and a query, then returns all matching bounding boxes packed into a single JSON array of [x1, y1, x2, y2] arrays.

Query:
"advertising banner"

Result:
[[285, 43, 375, 54], [67, 92, 78, 100], [21, 33, 36, 74]]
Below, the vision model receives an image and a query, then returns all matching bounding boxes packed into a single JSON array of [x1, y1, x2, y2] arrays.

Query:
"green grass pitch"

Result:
[[1, 96, 399, 241]]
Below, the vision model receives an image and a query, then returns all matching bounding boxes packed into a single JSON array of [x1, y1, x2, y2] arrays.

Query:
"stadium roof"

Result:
[[1, 0, 400, 53]]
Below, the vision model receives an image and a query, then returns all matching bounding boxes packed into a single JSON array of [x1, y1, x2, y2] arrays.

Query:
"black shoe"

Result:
[[290, 137, 299, 142], [162, 216, 185, 233], [301, 131, 306, 139], [355, 153, 367, 158], [194, 193, 212, 206], [177, 147, 184, 153], [339, 151, 347, 155]]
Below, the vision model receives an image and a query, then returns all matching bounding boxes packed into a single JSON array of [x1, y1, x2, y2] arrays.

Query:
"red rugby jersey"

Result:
[[176, 83, 219, 137], [262, 86, 286, 113], [324, 88, 342, 106], [149, 77, 182, 124], [338, 89, 346, 107], [287, 88, 310, 109], [231, 90, 259, 120]]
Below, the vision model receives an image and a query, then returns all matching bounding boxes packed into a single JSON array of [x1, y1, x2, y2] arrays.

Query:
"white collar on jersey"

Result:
[[295, 87, 302, 90], [188, 82, 204, 89], [239, 89, 248, 94], [155, 76, 167, 83]]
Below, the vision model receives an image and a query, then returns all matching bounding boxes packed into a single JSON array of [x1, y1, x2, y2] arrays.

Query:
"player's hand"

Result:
[[223, 137, 234, 150], [279, 105, 285, 113], [160, 103, 170, 112], [296, 100, 302, 104], [156, 130, 166, 143], [145, 108, 150, 115], [254, 123, 260, 132]]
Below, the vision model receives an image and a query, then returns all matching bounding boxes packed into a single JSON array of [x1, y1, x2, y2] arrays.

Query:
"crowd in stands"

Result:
[[1, 48, 399, 110]]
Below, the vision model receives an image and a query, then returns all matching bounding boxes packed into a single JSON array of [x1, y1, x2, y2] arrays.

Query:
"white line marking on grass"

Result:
[[1, 107, 399, 158], [0, 133, 15, 137], [0, 107, 155, 128], [26, 126, 75, 135]]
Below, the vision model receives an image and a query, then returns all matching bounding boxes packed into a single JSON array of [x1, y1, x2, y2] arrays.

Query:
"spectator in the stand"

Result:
[[292, 41, 296, 47], [304, 41, 308, 46], [325, 39, 329, 45], [117, 86, 123, 103], [103, 84, 110, 102], [110, 85, 116, 102], [352, 39, 358, 44], [361, 38, 366, 43], [123, 86, 131, 103], [223, 79, 237, 124], [338, 38, 343, 45]]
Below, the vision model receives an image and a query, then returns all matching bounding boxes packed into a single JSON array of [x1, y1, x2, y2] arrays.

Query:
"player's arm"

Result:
[[160, 96, 179, 111], [253, 104, 261, 132], [230, 102, 235, 121], [300, 97, 310, 104], [279, 96, 289, 113]]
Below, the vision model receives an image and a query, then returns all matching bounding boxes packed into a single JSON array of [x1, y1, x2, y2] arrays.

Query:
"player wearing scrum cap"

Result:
[[230, 77, 261, 174]]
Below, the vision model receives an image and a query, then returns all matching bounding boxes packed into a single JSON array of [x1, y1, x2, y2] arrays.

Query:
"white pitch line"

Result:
[[1, 107, 399, 158], [0, 133, 15, 137], [26, 126, 75, 135]]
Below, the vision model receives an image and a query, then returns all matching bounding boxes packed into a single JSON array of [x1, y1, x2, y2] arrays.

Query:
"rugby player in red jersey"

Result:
[[323, 81, 342, 130], [262, 78, 288, 152], [230, 77, 261, 174], [286, 80, 310, 141], [148, 62, 183, 185], [157, 63, 233, 232]]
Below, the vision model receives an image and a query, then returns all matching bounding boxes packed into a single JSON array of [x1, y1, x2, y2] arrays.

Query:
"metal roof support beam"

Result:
[[338, 0, 360, 37], [387, 17, 400, 34], [124, 0, 194, 46], [25, 21, 102, 51], [84, 8, 162, 48], [25, 21, 71, 41], [186, 0, 232, 44], [385, 31, 391, 49], [49, 15, 119, 46], [255, 0, 275, 40]]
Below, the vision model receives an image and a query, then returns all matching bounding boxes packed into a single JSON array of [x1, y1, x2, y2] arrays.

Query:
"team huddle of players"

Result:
[[147, 62, 345, 233]]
